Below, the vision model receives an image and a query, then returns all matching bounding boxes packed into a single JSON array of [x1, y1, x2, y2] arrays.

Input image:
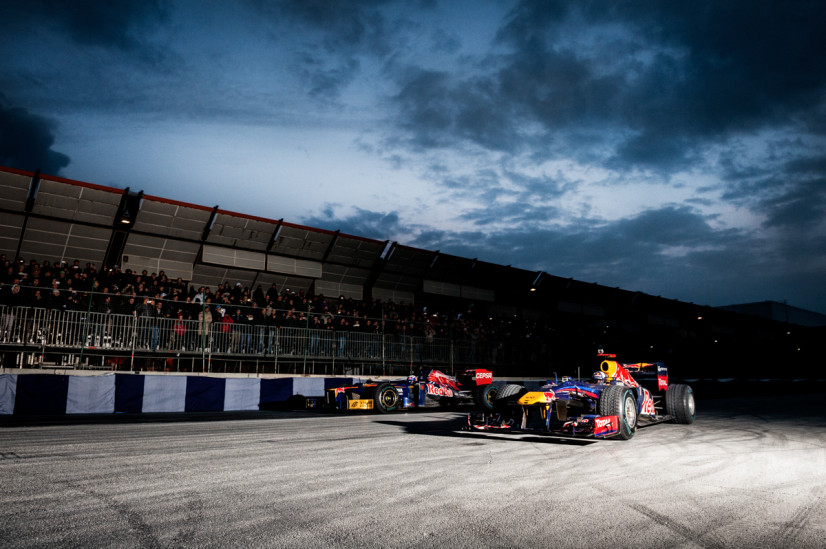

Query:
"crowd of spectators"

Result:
[[0, 255, 565, 366]]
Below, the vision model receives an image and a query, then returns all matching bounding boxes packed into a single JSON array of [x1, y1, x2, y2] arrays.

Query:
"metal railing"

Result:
[[0, 305, 509, 373]]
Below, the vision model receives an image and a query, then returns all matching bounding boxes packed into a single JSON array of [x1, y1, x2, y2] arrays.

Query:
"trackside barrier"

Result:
[[0, 373, 354, 415]]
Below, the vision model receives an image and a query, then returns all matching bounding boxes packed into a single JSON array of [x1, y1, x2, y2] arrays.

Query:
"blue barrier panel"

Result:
[[14, 374, 69, 415], [185, 376, 226, 412], [115, 374, 145, 413], [260, 378, 293, 404], [0, 374, 17, 414]]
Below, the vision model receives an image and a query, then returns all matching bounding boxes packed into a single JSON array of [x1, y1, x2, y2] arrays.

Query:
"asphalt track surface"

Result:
[[2, 393, 825, 549]]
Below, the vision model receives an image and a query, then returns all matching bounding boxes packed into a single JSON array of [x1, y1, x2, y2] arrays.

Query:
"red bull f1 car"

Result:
[[466, 354, 695, 440], [327, 369, 497, 413]]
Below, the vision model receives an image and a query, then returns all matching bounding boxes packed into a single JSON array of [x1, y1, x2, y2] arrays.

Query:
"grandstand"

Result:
[[0, 166, 820, 378]]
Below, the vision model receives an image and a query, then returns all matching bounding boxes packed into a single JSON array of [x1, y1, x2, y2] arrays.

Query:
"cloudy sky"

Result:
[[2, 0, 825, 314]]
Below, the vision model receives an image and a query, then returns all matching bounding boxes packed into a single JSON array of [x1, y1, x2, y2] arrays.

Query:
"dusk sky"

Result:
[[2, 1, 825, 314]]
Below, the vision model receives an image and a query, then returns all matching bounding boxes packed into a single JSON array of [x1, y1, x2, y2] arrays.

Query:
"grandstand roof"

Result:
[[0, 166, 523, 305]]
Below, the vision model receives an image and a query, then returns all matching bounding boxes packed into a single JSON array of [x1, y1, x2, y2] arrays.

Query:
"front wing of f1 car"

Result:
[[468, 408, 622, 438], [466, 356, 695, 440]]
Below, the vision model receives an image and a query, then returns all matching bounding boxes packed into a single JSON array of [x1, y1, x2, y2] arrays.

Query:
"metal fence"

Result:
[[0, 305, 508, 374]]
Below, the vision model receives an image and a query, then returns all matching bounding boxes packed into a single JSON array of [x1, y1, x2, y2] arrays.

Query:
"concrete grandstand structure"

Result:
[[1, 165, 821, 379]]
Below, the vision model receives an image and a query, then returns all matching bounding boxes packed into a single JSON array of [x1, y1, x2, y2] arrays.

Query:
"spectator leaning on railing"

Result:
[[1, 282, 24, 341]]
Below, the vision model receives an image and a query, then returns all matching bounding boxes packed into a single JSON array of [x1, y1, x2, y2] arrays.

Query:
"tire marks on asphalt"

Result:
[[59, 480, 165, 549], [626, 501, 729, 549], [775, 484, 825, 546]]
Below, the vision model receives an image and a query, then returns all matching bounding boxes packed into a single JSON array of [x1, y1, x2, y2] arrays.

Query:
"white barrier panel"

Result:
[[292, 377, 325, 397], [66, 374, 116, 414], [0, 374, 16, 414], [142, 375, 187, 413], [224, 378, 261, 411]]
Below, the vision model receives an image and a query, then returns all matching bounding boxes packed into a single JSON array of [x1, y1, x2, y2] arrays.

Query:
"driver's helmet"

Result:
[[407, 375, 418, 384], [592, 371, 607, 383]]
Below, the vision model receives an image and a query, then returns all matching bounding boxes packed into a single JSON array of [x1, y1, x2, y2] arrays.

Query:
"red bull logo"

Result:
[[426, 383, 455, 397]]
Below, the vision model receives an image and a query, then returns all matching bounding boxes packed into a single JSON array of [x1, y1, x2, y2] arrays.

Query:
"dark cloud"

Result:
[[718, 140, 826, 234], [284, 0, 395, 57], [392, 69, 464, 149], [0, 98, 70, 175], [429, 29, 461, 55], [504, 0, 826, 138], [759, 177, 826, 230], [245, 0, 400, 101], [498, 206, 741, 280], [449, 169, 570, 226], [300, 206, 403, 241], [611, 206, 723, 248], [5, 0, 169, 51], [457, 202, 558, 228], [0, 0, 177, 120], [391, 67, 518, 152], [295, 53, 363, 100], [388, 0, 826, 171], [628, 1, 826, 130]]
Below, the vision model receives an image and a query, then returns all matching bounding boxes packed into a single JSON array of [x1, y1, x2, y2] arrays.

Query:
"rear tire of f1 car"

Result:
[[473, 384, 497, 411], [495, 383, 526, 401], [373, 383, 400, 413], [665, 383, 695, 424], [598, 385, 637, 440]]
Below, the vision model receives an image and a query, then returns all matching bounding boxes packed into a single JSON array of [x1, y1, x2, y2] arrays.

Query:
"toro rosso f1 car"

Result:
[[467, 355, 694, 440], [327, 369, 497, 413]]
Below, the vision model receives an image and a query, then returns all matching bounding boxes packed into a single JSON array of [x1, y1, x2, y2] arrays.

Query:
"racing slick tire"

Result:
[[373, 383, 400, 413], [665, 383, 695, 424], [598, 384, 637, 440], [495, 383, 527, 401], [473, 384, 498, 411]]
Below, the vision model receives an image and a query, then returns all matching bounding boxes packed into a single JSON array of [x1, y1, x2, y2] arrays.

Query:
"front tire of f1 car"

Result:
[[665, 383, 695, 424], [373, 383, 400, 413], [473, 384, 497, 411], [599, 385, 637, 440]]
